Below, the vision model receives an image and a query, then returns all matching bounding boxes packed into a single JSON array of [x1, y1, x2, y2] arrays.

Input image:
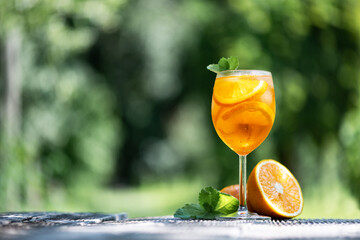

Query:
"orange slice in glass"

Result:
[[247, 159, 304, 218], [217, 101, 274, 134], [214, 77, 268, 105]]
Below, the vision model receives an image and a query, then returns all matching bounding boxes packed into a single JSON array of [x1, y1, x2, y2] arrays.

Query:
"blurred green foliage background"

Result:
[[0, 0, 360, 218]]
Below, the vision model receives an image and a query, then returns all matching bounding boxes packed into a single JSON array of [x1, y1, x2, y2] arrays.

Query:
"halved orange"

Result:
[[213, 76, 268, 105], [247, 159, 303, 218]]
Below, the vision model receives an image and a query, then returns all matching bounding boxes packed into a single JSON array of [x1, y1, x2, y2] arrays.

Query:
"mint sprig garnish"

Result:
[[207, 56, 239, 73], [174, 186, 239, 220]]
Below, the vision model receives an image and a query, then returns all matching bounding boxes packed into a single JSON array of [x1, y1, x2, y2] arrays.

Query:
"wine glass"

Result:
[[211, 70, 275, 219]]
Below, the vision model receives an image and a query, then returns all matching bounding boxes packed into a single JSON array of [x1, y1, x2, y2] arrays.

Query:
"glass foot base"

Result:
[[216, 211, 271, 220]]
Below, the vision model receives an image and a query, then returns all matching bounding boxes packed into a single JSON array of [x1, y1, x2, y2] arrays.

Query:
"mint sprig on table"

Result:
[[174, 186, 239, 220], [207, 56, 240, 73]]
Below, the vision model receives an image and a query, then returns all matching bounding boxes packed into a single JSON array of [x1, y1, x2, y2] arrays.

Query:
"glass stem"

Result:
[[238, 154, 247, 213]]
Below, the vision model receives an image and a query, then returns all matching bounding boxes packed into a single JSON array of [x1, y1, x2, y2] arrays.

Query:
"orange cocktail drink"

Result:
[[211, 71, 275, 156], [209, 66, 276, 219]]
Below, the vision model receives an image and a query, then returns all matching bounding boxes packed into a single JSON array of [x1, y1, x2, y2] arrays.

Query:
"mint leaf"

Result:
[[199, 186, 220, 212], [207, 64, 220, 73], [227, 56, 239, 70], [174, 186, 239, 220], [201, 212, 218, 220], [218, 57, 230, 71], [207, 56, 239, 73], [174, 203, 207, 220], [174, 203, 217, 220], [215, 192, 239, 215]]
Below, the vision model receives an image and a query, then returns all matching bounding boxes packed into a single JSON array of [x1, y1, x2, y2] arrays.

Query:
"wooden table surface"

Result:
[[1, 212, 360, 239]]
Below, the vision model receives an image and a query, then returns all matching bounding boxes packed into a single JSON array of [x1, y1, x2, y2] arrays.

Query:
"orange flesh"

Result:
[[259, 162, 302, 214], [211, 75, 275, 155]]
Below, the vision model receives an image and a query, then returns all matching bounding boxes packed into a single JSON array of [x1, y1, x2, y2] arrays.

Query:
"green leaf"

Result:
[[206, 56, 239, 73], [200, 212, 217, 220], [218, 57, 230, 71], [207, 64, 220, 73], [198, 186, 219, 212], [227, 56, 239, 70], [174, 186, 239, 220], [174, 203, 207, 219], [215, 192, 239, 215]]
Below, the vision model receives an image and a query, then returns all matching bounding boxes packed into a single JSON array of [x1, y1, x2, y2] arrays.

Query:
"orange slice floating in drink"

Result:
[[213, 77, 268, 105], [216, 101, 275, 134], [247, 159, 304, 218]]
